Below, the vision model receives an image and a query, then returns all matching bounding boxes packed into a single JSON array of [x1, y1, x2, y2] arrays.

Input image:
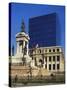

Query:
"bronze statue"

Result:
[[21, 19, 25, 32]]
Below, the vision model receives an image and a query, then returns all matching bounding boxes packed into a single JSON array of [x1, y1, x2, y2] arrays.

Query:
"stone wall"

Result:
[[10, 64, 51, 78]]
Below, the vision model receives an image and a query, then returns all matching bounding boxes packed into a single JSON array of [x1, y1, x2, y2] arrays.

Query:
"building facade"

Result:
[[29, 13, 60, 48], [29, 46, 64, 73]]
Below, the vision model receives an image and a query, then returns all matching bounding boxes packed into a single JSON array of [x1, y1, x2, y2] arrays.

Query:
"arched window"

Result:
[[53, 49, 55, 52], [49, 49, 51, 52], [57, 49, 60, 52]]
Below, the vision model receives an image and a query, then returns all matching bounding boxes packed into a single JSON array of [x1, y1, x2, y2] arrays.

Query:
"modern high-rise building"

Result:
[[29, 13, 61, 48]]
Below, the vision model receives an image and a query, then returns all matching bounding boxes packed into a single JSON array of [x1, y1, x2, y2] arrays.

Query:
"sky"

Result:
[[10, 3, 65, 53]]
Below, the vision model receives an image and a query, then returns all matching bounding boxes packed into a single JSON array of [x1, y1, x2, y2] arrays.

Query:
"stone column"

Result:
[[22, 41, 25, 55], [51, 56, 53, 72], [55, 56, 57, 72], [43, 57, 45, 68], [16, 41, 19, 54], [23, 41, 25, 49], [27, 42, 29, 56], [20, 45, 22, 54], [59, 54, 62, 71], [47, 56, 49, 71]]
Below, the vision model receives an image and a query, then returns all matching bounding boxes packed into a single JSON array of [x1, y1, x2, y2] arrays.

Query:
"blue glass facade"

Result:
[[29, 13, 59, 48]]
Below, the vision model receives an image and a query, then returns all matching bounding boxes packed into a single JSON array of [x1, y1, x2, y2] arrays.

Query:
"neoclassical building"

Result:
[[29, 46, 64, 73]]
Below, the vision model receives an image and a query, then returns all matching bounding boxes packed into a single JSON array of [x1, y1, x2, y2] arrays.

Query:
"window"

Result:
[[45, 57, 47, 62], [49, 49, 51, 52], [49, 64, 51, 70], [57, 64, 60, 70], [49, 56, 51, 62], [53, 49, 55, 52], [53, 64, 55, 70], [53, 56, 55, 61], [57, 49, 59, 52], [57, 56, 60, 61]]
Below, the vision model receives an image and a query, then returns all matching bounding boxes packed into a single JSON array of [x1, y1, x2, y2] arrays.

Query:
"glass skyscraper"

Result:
[[29, 13, 61, 48]]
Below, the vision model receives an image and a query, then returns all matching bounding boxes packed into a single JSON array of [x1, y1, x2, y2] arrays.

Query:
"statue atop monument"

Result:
[[21, 19, 25, 32]]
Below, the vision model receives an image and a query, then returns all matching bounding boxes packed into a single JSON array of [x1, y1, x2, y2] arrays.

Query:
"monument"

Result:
[[11, 20, 34, 67]]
